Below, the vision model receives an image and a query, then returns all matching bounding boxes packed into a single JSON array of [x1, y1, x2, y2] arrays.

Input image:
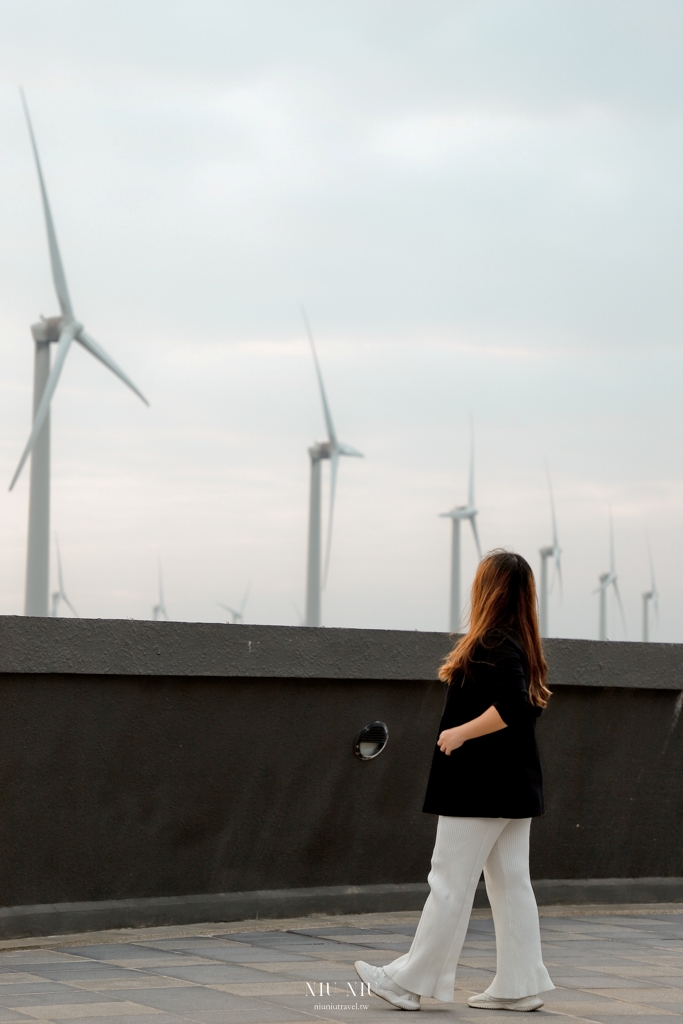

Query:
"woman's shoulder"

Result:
[[477, 628, 524, 658]]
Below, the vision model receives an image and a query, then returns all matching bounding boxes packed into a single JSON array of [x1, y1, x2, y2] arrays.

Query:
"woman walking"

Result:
[[355, 550, 554, 1011]]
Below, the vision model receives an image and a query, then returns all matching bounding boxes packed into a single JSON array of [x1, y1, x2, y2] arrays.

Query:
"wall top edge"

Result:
[[0, 617, 681, 689]]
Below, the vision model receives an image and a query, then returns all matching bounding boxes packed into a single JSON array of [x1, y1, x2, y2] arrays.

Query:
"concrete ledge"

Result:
[[532, 877, 683, 905], [0, 885, 430, 940], [0, 878, 680, 940], [1, 617, 683, 688]]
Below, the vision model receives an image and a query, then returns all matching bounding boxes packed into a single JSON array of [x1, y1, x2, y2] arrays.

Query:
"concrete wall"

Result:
[[0, 618, 681, 937]]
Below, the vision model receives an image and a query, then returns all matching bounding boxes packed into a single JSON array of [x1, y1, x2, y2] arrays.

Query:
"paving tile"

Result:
[[0, 956, 80, 967], [585, 988, 683, 1005], [240, 960, 352, 974], [51, 1017, 191, 1024], [60, 981, 193, 993], [140, 940, 247, 951], [142, 965, 279, 985], [132, 950, 314, 965], [0, 980, 51, 989], [10, 1004, 163, 1019], [169, 1007, 314, 1023], [552, 976, 656, 988], [20, 973, 145, 986], [86, 988, 250, 1013], [0, 1012, 49, 1022], [557, 1017, 683, 1024], [50, 951, 151, 964], [544, 1001, 675, 1016], [0, 988, 116, 1008]]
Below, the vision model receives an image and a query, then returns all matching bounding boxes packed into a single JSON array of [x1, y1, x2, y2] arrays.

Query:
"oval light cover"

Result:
[[354, 721, 389, 760]]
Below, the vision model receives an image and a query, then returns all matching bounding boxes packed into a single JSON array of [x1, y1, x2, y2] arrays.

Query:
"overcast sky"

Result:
[[1, 0, 683, 639]]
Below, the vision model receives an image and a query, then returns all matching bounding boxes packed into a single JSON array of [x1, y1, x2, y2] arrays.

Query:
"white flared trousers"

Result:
[[384, 816, 554, 1003]]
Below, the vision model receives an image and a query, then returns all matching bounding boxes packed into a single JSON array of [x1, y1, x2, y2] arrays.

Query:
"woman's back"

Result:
[[422, 629, 544, 819]]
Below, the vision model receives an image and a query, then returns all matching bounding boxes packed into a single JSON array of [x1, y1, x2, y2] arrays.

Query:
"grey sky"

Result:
[[1, 1, 682, 638]]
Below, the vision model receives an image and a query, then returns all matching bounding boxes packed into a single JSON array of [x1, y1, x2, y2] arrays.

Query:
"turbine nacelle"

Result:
[[31, 316, 63, 343], [309, 440, 363, 461], [594, 570, 616, 594], [440, 504, 477, 521]]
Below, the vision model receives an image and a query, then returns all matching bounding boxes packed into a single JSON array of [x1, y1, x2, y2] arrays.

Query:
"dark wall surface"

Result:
[[0, 617, 681, 909]]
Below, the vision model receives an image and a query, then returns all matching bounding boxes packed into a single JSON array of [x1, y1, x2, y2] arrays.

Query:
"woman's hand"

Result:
[[437, 706, 508, 755], [437, 726, 466, 755]]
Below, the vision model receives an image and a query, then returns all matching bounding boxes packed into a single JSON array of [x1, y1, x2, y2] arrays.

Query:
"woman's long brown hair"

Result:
[[438, 549, 551, 708]]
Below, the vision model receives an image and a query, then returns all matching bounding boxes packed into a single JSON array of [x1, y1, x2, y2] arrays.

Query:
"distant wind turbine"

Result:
[[301, 307, 363, 627], [10, 90, 148, 618], [50, 539, 77, 617], [153, 562, 168, 621], [539, 464, 562, 638], [642, 540, 659, 642], [594, 515, 626, 641], [440, 421, 482, 632], [218, 583, 251, 624]]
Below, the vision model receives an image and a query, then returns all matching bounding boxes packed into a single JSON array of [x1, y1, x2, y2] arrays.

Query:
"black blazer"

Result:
[[422, 630, 544, 819]]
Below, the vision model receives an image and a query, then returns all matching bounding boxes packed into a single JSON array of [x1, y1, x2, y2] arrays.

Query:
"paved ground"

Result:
[[0, 905, 679, 1023]]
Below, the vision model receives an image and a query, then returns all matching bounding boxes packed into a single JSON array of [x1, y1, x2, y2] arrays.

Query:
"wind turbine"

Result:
[[539, 464, 562, 638], [218, 583, 251, 624], [153, 562, 168, 621], [50, 538, 77, 617], [440, 423, 481, 632], [9, 91, 148, 617], [301, 307, 363, 627], [594, 515, 626, 641], [642, 540, 658, 642]]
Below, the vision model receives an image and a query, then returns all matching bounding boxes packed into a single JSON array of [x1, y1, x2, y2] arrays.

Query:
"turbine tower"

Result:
[[218, 583, 251, 624], [10, 91, 148, 617], [153, 562, 168, 621], [50, 539, 77, 617], [539, 465, 562, 638], [642, 542, 658, 642], [440, 424, 481, 632], [594, 515, 626, 641], [301, 308, 363, 627]]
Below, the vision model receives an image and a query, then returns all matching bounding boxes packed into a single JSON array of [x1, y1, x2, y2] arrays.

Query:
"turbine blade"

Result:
[[545, 459, 560, 546], [609, 511, 615, 576], [470, 513, 482, 560], [217, 602, 239, 617], [647, 536, 659, 617], [322, 448, 339, 589], [240, 582, 251, 616], [613, 579, 627, 637], [9, 321, 77, 491], [76, 330, 149, 406], [20, 89, 73, 318], [56, 538, 64, 593], [545, 460, 562, 595], [468, 415, 475, 508], [63, 595, 78, 617], [338, 442, 363, 457], [301, 305, 337, 445]]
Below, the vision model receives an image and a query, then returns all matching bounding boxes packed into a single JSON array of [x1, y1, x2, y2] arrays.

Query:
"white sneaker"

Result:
[[354, 960, 421, 1011], [468, 992, 544, 1011]]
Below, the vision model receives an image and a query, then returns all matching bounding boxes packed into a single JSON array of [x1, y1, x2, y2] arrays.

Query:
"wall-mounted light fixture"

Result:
[[354, 721, 389, 760]]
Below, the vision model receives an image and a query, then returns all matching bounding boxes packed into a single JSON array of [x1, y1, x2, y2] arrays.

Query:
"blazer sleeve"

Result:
[[487, 637, 537, 727]]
